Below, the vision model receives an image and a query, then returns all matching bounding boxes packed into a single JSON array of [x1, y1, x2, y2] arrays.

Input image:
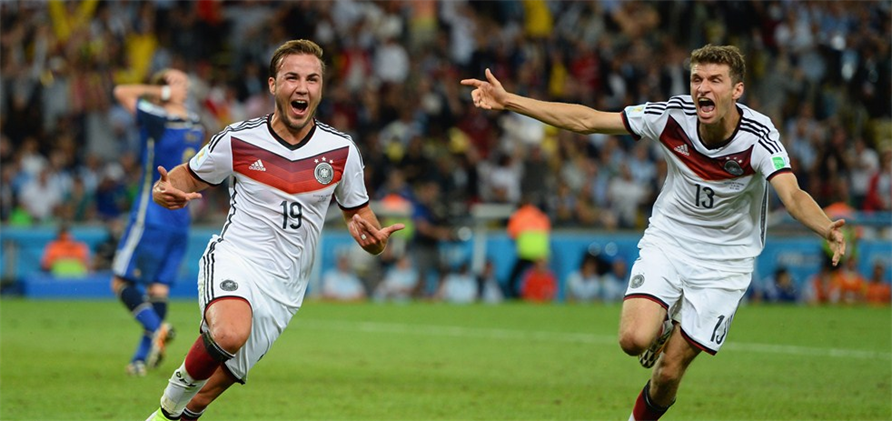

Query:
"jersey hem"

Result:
[[766, 167, 793, 181], [187, 164, 224, 187], [338, 200, 370, 212], [621, 110, 642, 140]]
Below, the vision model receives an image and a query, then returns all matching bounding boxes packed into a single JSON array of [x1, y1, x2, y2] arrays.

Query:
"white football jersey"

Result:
[[622, 95, 791, 264], [189, 116, 369, 304]]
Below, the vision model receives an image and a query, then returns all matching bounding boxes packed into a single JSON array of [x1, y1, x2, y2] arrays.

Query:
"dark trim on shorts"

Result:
[[222, 361, 246, 385], [679, 326, 717, 355], [623, 293, 669, 310]]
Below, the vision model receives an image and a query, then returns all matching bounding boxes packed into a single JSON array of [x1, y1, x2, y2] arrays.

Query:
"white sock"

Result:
[[159, 362, 208, 417]]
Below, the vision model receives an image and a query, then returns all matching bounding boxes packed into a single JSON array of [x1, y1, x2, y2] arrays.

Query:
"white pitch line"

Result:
[[297, 319, 891, 360]]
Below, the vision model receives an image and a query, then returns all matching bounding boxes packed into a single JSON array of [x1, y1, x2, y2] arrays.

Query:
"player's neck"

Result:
[[698, 107, 740, 148], [163, 103, 189, 119], [270, 112, 315, 145]]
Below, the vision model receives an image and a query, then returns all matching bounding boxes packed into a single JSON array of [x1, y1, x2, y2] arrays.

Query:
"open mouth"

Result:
[[698, 97, 715, 114], [291, 100, 309, 114]]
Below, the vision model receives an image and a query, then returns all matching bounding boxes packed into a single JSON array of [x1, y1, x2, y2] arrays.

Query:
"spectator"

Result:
[[566, 253, 601, 303], [832, 259, 867, 305], [435, 262, 478, 304], [320, 253, 367, 302], [520, 259, 557, 303], [410, 179, 455, 295], [41, 224, 91, 277], [601, 257, 628, 302], [19, 167, 64, 223], [476, 260, 504, 304], [760, 267, 800, 304], [864, 261, 892, 306], [374, 254, 421, 303], [805, 265, 839, 305], [607, 162, 650, 229], [864, 146, 892, 212]]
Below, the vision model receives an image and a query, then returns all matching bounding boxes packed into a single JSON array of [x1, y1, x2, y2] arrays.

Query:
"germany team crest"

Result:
[[314, 157, 334, 185]]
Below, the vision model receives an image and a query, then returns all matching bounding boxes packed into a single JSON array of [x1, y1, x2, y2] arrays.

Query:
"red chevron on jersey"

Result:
[[231, 137, 348, 194], [659, 117, 754, 181]]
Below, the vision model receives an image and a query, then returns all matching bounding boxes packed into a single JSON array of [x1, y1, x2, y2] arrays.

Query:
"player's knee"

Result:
[[618, 330, 649, 356], [207, 328, 248, 355], [110, 277, 126, 295]]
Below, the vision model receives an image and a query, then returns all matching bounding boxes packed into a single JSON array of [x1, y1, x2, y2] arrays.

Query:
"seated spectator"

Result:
[[864, 262, 891, 306], [476, 260, 504, 304], [567, 252, 626, 303], [804, 265, 839, 305], [41, 224, 91, 277], [320, 253, 367, 302], [761, 267, 800, 304], [520, 260, 556, 303], [435, 262, 478, 304], [600, 257, 628, 302], [832, 259, 867, 305], [566, 254, 601, 303], [374, 254, 421, 302]]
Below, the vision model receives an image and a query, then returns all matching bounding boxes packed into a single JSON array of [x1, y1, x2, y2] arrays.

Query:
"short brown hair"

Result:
[[690, 44, 746, 85], [149, 69, 170, 85], [268, 39, 326, 79]]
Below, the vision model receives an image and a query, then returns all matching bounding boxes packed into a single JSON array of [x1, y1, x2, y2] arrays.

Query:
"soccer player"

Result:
[[111, 68, 204, 376], [462, 44, 846, 420], [144, 39, 404, 421]]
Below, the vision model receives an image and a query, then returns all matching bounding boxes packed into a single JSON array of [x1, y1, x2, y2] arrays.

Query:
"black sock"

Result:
[[150, 295, 168, 321], [117, 284, 145, 312]]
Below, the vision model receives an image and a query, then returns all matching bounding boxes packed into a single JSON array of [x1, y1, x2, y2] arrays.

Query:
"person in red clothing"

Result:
[[864, 147, 891, 212], [865, 261, 892, 306], [520, 259, 557, 303], [41, 224, 91, 277], [505, 197, 551, 299]]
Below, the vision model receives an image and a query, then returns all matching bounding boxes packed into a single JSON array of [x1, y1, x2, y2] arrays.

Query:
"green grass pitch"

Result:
[[1, 299, 890, 421]]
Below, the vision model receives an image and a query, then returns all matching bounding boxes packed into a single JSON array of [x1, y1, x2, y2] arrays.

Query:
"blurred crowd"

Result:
[[1, 0, 890, 232]]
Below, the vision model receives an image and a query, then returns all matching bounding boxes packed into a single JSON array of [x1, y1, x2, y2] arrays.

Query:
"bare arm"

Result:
[[113, 84, 169, 114], [342, 205, 405, 255], [152, 164, 208, 210], [113, 69, 189, 114], [460, 68, 629, 135], [771, 172, 846, 265]]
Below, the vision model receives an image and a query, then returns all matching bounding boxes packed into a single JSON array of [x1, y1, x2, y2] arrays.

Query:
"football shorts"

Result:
[[197, 239, 301, 383], [113, 223, 188, 286], [624, 244, 751, 354]]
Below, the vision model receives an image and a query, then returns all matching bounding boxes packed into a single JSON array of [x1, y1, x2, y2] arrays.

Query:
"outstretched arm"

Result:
[[342, 205, 405, 256], [771, 172, 846, 265], [460, 68, 629, 135], [152, 164, 207, 210]]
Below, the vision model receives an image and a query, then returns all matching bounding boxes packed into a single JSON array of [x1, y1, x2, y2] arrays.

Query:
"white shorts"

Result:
[[624, 244, 752, 354], [197, 240, 300, 383]]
